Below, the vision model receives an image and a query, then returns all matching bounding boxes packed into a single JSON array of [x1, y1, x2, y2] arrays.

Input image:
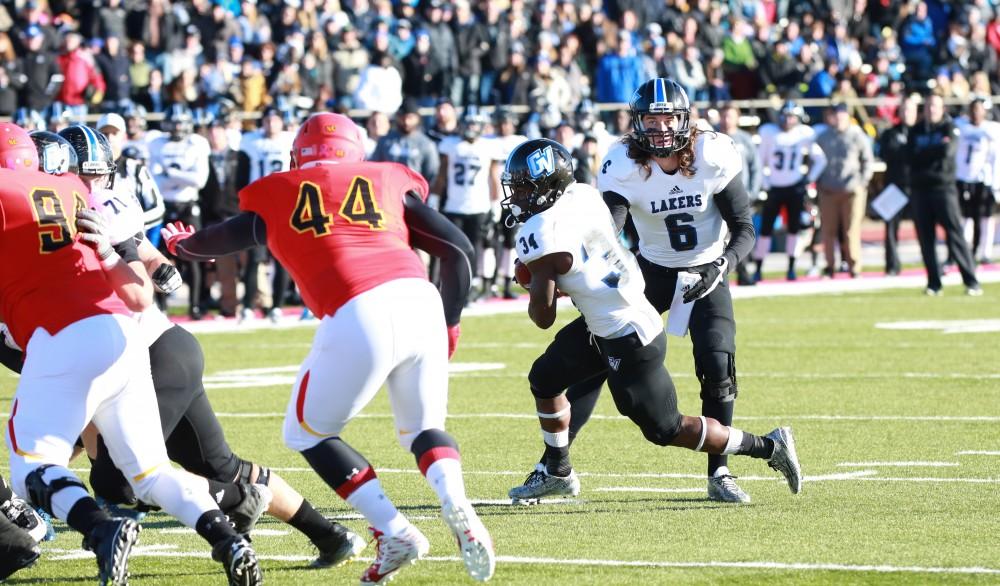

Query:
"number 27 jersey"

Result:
[[598, 133, 742, 268], [239, 162, 430, 318]]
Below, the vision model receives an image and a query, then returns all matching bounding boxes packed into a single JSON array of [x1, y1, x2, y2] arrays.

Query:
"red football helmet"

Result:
[[0, 123, 39, 170], [291, 112, 365, 167]]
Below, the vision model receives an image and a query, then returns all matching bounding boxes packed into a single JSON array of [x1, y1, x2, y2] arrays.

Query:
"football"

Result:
[[514, 260, 532, 289]]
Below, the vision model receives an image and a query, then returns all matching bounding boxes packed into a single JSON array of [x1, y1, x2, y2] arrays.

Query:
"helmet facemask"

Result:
[[632, 110, 690, 157]]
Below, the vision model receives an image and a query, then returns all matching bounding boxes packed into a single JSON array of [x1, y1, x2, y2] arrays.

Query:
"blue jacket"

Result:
[[596, 53, 645, 104]]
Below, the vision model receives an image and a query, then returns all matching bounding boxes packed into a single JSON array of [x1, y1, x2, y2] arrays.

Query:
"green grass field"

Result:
[[3, 284, 999, 585]]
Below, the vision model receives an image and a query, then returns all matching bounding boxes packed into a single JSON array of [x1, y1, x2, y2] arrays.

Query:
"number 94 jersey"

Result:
[[516, 183, 662, 344], [239, 162, 430, 318], [598, 132, 742, 268]]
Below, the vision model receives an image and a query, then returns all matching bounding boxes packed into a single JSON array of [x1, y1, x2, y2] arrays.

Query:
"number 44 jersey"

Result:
[[239, 162, 431, 318], [598, 132, 742, 269], [516, 182, 662, 344]]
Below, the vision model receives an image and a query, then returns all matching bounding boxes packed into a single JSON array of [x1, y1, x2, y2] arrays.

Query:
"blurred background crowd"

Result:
[[1, 0, 998, 319]]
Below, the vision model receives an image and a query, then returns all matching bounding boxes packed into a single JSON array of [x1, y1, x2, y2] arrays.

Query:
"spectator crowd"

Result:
[[1, 0, 998, 316]]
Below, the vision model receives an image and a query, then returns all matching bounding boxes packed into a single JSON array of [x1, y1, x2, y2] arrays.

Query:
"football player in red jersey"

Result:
[[0, 122, 263, 586], [163, 112, 495, 584]]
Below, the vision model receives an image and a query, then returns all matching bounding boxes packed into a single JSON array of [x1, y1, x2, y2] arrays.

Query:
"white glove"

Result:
[[75, 209, 117, 265]]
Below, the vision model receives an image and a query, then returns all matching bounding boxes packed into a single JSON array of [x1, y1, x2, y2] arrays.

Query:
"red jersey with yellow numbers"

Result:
[[0, 168, 130, 349], [239, 160, 430, 318]]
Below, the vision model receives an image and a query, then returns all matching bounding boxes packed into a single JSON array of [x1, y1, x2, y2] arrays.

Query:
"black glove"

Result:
[[682, 257, 728, 303], [152, 263, 183, 293]]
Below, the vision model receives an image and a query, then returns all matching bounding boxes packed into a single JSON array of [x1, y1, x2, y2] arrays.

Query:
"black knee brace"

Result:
[[235, 459, 272, 486], [696, 351, 738, 403], [25, 465, 87, 516]]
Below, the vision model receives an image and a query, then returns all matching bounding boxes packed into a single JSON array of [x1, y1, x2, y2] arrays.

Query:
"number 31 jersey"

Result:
[[240, 162, 430, 318], [598, 132, 742, 268], [516, 182, 662, 344]]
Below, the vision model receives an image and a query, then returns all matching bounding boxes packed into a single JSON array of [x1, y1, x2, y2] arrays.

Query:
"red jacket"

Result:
[[56, 50, 105, 106]]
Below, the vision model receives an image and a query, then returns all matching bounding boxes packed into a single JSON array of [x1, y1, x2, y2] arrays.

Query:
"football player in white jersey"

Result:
[[98, 113, 165, 245], [754, 101, 827, 281], [509, 78, 764, 504], [237, 106, 296, 322], [35, 127, 371, 569], [490, 107, 528, 298], [955, 96, 1000, 263], [433, 106, 503, 298], [502, 137, 801, 504], [148, 104, 211, 318]]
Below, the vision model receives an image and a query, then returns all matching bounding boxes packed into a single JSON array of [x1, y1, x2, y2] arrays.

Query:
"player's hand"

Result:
[[75, 209, 114, 261], [682, 257, 728, 303], [152, 263, 183, 293], [160, 221, 196, 256], [447, 324, 461, 359]]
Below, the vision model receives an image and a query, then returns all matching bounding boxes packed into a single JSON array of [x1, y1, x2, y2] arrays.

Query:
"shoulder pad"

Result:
[[696, 131, 741, 187], [597, 140, 640, 193]]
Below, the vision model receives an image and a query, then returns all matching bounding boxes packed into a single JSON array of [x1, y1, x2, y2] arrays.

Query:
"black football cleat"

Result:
[[0, 513, 41, 580], [212, 535, 263, 586], [83, 517, 140, 586], [310, 523, 367, 568]]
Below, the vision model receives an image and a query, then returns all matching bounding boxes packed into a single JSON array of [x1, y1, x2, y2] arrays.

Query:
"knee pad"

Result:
[[410, 429, 460, 474], [696, 351, 738, 403], [637, 411, 683, 447], [25, 465, 87, 516], [235, 459, 271, 486], [528, 356, 568, 399]]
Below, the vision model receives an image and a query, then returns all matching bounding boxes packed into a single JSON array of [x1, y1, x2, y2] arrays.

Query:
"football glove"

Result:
[[75, 209, 115, 262], [152, 263, 183, 293], [447, 324, 461, 359], [160, 221, 196, 256], [682, 257, 728, 303]]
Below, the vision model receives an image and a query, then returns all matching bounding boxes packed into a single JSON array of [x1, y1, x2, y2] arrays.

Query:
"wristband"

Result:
[[100, 252, 122, 270]]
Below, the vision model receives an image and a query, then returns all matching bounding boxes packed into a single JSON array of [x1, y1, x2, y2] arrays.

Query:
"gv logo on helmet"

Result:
[[324, 125, 337, 133], [527, 146, 555, 179], [7, 138, 16, 145]]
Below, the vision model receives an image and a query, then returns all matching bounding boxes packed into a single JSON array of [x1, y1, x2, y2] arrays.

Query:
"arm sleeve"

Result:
[[174, 211, 267, 261], [602, 190, 631, 234], [403, 193, 473, 327], [136, 164, 165, 228], [714, 172, 756, 267], [806, 141, 828, 184]]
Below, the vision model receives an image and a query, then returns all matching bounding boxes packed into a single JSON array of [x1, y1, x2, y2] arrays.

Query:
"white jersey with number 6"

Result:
[[438, 136, 501, 215], [515, 182, 661, 344], [598, 132, 742, 268]]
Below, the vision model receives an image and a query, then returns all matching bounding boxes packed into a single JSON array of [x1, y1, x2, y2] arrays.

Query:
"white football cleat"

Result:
[[508, 463, 580, 504], [360, 525, 429, 585], [707, 471, 751, 504], [442, 499, 495, 582], [766, 427, 802, 494]]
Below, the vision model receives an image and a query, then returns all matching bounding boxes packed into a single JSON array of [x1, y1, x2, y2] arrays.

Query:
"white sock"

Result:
[[345, 478, 410, 536], [980, 218, 995, 259], [40, 466, 92, 520], [138, 466, 220, 528], [785, 233, 799, 259], [712, 465, 731, 478], [542, 429, 569, 448], [722, 427, 745, 455], [423, 458, 468, 505], [754, 236, 772, 263]]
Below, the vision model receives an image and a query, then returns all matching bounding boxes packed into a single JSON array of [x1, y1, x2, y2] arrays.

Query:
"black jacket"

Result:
[[16, 51, 61, 112], [908, 116, 958, 196], [878, 122, 912, 192], [200, 148, 242, 224]]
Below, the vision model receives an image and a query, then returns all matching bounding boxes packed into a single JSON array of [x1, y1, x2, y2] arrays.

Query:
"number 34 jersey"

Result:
[[516, 183, 662, 344], [598, 132, 742, 269], [239, 161, 430, 318]]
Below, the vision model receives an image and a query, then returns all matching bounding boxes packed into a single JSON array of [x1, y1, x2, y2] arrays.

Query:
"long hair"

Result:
[[623, 126, 702, 179]]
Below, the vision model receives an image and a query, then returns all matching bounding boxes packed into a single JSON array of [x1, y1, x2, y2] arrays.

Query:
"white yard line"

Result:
[[42, 547, 1000, 575], [592, 487, 707, 494], [197, 412, 1000, 423], [837, 461, 960, 467], [956, 451, 1000, 456]]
